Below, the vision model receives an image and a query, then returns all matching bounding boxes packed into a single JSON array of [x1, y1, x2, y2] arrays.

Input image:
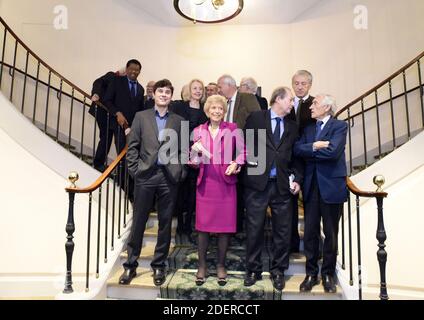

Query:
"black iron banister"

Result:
[[345, 177, 389, 300], [0, 16, 93, 101], [63, 143, 130, 292], [336, 51, 424, 117]]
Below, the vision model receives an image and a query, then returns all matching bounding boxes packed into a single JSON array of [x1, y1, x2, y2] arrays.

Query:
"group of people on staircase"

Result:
[[88, 60, 348, 294]]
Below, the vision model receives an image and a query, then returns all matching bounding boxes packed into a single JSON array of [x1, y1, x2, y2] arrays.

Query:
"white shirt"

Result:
[[294, 95, 310, 114], [317, 114, 331, 130], [226, 92, 237, 123]]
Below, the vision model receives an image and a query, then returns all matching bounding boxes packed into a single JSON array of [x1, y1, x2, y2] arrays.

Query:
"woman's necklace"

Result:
[[209, 124, 219, 138]]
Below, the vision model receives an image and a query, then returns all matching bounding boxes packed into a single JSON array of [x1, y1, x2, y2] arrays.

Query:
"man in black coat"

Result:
[[89, 69, 125, 172], [103, 59, 144, 201], [286, 70, 316, 254], [103, 59, 145, 155], [243, 87, 303, 291]]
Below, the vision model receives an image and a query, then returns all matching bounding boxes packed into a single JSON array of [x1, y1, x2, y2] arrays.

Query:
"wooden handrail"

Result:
[[346, 177, 388, 198], [335, 50, 424, 117], [65, 145, 128, 194], [0, 16, 92, 102]]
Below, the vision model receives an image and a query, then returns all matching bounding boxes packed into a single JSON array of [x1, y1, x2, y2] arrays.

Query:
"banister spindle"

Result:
[[63, 171, 79, 294], [373, 175, 389, 300]]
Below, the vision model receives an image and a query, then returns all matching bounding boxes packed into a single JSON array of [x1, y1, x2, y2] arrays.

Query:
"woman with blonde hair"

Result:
[[170, 79, 208, 240], [189, 94, 245, 286]]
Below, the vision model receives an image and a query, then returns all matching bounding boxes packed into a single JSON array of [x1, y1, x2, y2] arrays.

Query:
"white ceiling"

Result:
[[125, 0, 325, 26]]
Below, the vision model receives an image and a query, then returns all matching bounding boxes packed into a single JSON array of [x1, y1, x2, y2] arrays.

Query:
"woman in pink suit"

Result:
[[189, 95, 245, 286]]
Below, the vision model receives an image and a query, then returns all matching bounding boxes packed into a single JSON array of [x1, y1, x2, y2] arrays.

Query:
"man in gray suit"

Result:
[[119, 79, 187, 286], [217, 74, 261, 130]]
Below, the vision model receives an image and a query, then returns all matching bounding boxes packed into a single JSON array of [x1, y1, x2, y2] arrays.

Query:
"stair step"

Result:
[[107, 268, 342, 300], [107, 267, 160, 300]]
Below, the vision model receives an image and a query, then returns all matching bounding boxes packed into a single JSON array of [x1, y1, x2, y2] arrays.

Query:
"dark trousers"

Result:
[[236, 181, 245, 233], [304, 177, 342, 276], [176, 167, 198, 233], [245, 181, 293, 275], [123, 167, 178, 270], [92, 116, 125, 170], [290, 193, 301, 252]]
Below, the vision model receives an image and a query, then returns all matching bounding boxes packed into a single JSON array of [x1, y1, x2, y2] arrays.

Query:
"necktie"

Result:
[[315, 120, 323, 140], [130, 81, 136, 99], [296, 98, 303, 123], [273, 117, 282, 146], [226, 99, 232, 122]]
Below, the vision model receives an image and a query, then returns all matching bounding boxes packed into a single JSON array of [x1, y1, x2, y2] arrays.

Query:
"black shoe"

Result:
[[299, 275, 320, 292], [152, 268, 166, 286], [322, 274, 337, 293], [243, 271, 263, 287], [270, 273, 285, 291], [217, 266, 227, 287], [118, 268, 136, 285], [195, 267, 208, 286]]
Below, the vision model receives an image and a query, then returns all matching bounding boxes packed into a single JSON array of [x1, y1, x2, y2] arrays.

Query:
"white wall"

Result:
[[1, 0, 423, 108], [0, 92, 128, 297], [338, 131, 424, 299]]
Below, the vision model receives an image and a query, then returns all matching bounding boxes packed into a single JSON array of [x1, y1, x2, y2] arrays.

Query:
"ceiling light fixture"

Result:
[[174, 0, 244, 24]]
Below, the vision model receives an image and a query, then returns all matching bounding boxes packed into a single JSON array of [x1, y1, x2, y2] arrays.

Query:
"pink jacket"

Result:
[[189, 121, 246, 186]]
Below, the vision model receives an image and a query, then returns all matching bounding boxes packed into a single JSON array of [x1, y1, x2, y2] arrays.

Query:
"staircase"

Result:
[[105, 209, 344, 300]]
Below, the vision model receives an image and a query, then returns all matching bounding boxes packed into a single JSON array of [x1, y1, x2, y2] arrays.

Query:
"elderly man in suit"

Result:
[[217, 74, 261, 233], [294, 94, 348, 293], [243, 87, 303, 291], [119, 79, 187, 286], [286, 70, 316, 254], [239, 77, 268, 111]]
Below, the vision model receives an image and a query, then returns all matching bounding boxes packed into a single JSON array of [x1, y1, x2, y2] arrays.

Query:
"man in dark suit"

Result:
[[239, 77, 268, 111], [286, 70, 316, 254], [103, 59, 145, 155], [89, 70, 121, 172], [243, 87, 303, 291], [294, 94, 348, 293], [217, 74, 261, 233], [287, 70, 315, 133], [119, 79, 187, 286], [144, 80, 155, 109]]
